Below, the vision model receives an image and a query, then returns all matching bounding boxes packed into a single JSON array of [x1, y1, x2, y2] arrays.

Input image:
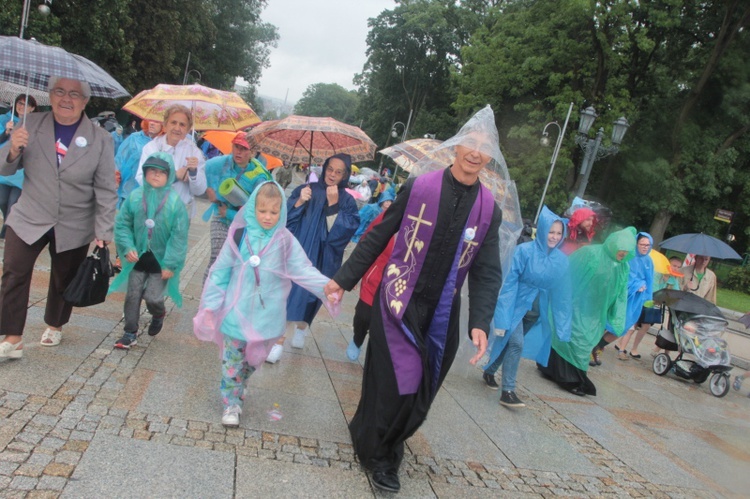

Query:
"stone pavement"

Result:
[[0, 197, 749, 498]]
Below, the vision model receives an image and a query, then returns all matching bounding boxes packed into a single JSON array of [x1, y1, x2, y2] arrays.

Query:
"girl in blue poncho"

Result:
[[483, 206, 571, 408], [109, 152, 189, 349], [194, 181, 339, 428], [351, 187, 394, 243], [614, 232, 655, 359]]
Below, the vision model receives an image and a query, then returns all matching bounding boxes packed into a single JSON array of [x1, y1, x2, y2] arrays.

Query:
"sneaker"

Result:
[[733, 376, 744, 391], [114, 332, 137, 350], [265, 343, 283, 364], [148, 315, 165, 336], [617, 350, 629, 361], [346, 340, 361, 361], [291, 327, 306, 349], [221, 405, 241, 427], [483, 372, 499, 390], [500, 390, 526, 408], [0, 340, 23, 359]]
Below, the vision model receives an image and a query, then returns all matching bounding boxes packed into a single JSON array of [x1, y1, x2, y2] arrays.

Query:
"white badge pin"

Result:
[[144, 219, 155, 229], [75, 136, 87, 148], [464, 228, 476, 241], [249, 255, 261, 267]]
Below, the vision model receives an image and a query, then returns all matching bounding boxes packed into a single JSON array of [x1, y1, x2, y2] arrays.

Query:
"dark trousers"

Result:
[[352, 299, 372, 347], [0, 226, 89, 336], [0, 184, 21, 238]]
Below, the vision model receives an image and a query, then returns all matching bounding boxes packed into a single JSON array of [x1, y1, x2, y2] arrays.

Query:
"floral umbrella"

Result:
[[247, 115, 377, 164], [122, 84, 260, 131]]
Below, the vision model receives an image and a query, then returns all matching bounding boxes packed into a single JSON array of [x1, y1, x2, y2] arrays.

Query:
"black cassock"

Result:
[[334, 168, 503, 474]]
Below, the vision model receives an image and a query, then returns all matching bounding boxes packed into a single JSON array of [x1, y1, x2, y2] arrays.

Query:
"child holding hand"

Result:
[[194, 181, 339, 427]]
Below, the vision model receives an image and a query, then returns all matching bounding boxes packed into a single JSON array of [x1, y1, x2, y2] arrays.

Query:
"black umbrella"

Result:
[[659, 233, 741, 260], [653, 289, 724, 318]]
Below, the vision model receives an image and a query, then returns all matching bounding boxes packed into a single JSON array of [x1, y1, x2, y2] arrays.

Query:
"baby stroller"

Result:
[[651, 289, 733, 397]]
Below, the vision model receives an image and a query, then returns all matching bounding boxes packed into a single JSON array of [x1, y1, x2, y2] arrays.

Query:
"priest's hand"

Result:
[[326, 185, 339, 206], [295, 185, 312, 208], [324, 279, 344, 303], [469, 328, 488, 365]]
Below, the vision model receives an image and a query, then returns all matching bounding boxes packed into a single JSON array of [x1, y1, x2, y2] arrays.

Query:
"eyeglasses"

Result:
[[328, 169, 346, 176], [51, 88, 85, 100]]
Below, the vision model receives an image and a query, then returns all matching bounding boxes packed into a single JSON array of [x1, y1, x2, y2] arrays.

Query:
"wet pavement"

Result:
[[0, 190, 748, 498]]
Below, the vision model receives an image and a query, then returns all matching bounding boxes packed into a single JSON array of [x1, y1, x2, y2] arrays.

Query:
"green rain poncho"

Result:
[[551, 226, 636, 371], [109, 151, 189, 306]]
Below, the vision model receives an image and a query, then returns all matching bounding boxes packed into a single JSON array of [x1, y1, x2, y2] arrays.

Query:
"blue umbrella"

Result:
[[659, 233, 741, 260]]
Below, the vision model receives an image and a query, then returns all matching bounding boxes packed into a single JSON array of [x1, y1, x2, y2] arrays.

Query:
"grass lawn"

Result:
[[717, 288, 750, 312]]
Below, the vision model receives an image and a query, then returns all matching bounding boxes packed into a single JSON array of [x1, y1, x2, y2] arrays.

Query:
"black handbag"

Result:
[[63, 245, 114, 307]]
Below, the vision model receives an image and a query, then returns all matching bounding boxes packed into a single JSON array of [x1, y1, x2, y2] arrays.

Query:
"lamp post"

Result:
[[389, 109, 413, 181], [19, 0, 52, 38], [534, 102, 573, 224], [573, 106, 629, 199], [184, 69, 201, 85]]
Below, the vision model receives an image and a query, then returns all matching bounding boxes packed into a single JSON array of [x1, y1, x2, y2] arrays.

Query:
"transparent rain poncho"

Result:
[[109, 151, 189, 306], [674, 314, 731, 368], [408, 105, 522, 280], [552, 227, 636, 371], [194, 181, 339, 367]]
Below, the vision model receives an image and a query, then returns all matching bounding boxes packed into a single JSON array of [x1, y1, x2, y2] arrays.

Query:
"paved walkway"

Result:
[[0, 197, 748, 498]]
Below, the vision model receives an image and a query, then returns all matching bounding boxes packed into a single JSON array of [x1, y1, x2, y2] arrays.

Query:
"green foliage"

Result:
[[724, 266, 750, 293], [294, 84, 359, 124]]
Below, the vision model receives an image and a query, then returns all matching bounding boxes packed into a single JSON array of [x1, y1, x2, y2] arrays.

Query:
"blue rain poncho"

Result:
[[194, 181, 338, 367], [286, 153, 360, 324], [0, 111, 23, 189], [115, 131, 153, 202], [109, 152, 189, 306], [203, 154, 271, 223], [552, 227, 636, 371], [351, 187, 395, 243], [488, 206, 572, 367], [622, 232, 654, 332]]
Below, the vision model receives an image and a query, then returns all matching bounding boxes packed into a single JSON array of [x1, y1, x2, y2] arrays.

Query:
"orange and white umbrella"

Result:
[[123, 84, 260, 131]]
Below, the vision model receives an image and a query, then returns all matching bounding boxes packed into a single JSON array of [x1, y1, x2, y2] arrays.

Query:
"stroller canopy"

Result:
[[653, 289, 724, 319]]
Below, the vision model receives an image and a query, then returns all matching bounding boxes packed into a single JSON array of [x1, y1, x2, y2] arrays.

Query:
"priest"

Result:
[[325, 106, 506, 493]]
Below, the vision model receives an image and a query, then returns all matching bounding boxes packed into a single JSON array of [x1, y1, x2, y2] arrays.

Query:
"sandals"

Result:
[[629, 352, 642, 359], [40, 328, 62, 347]]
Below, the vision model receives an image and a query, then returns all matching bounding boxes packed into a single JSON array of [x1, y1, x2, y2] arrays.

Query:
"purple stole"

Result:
[[380, 169, 495, 396]]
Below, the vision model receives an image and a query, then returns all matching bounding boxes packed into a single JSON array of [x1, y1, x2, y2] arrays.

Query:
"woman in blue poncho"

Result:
[[482, 206, 571, 408], [614, 232, 654, 359], [285, 153, 359, 350]]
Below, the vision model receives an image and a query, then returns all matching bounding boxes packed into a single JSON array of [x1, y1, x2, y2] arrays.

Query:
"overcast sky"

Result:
[[256, 0, 395, 104]]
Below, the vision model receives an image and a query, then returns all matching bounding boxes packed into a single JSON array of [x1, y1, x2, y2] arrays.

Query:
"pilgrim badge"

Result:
[[74, 136, 88, 148], [464, 227, 476, 241], [249, 255, 261, 267], [144, 219, 156, 229]]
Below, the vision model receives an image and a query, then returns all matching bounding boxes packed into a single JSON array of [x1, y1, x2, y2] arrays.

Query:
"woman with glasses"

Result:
[[0, 77, 117, 356], [273, 153, 358, 359], [614, 233, 655, 360]]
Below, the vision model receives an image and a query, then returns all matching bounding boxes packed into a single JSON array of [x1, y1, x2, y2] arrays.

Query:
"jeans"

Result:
[[0, 184, 21, 238], [123, 270, 167, 333], [485, 322, 524, 391]]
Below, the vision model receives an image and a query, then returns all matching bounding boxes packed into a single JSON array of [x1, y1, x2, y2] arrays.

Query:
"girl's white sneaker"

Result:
[[221, 405, 241, 427], [265, 344, 283, 364]]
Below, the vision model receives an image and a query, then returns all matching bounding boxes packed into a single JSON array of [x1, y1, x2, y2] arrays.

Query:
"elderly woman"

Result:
[[0, 77, 117, 357], [282, 153, 360, 352], [136, 104, 206, 217], [0, 94, 38, 239]]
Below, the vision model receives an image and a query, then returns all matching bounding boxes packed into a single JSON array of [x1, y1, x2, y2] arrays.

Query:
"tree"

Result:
[[294, 83, 359, 124]]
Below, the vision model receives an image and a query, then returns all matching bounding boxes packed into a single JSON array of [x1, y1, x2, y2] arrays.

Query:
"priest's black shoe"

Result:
[[372, 469, 400, 493], [569, 386, 586, 396]]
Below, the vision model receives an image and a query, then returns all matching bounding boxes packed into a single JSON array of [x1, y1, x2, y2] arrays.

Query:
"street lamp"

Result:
[[573, 106, 629, 199], [184, 69, 201, 84], [20, 0, 52, 38], [534, 102, 574, 224], [388, 109, 413, 180]]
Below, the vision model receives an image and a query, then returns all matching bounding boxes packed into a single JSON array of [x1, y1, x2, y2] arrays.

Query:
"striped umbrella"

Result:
[[0, 36, 129, 99], [247, 116, 377, 164]]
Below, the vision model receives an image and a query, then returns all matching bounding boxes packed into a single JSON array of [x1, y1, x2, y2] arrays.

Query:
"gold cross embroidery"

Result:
[[459, 226, 479, 267], [404, 203, 433, 262]]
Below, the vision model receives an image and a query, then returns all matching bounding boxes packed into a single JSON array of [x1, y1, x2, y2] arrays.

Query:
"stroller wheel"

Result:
[[652, 353, 672, 376], [709, 373, 730, 398]]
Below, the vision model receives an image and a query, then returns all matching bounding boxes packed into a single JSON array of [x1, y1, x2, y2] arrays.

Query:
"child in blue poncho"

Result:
[[194, 181, 339, 428], [351, 187, 394, 243], [109, 152, 189, 349]]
